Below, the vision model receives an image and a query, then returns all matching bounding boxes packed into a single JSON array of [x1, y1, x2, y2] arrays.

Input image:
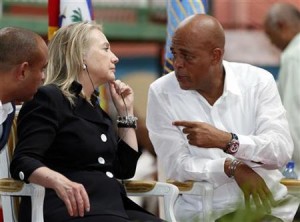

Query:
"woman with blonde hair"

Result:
[[10, 22, 163, 222]]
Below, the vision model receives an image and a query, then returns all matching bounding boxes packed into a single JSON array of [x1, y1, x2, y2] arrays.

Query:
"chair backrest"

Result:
[[0, 105, 45, 222]]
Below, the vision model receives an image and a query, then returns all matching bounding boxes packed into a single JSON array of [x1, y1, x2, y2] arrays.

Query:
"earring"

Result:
[[83, 64, 87, 70]]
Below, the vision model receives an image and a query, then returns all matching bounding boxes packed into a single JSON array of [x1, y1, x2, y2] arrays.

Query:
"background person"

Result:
[[264, 2, 300, 176]]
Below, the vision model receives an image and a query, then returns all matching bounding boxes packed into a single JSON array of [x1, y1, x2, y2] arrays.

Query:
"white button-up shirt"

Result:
[[0, 101, 13, 138], [147, 61, 299, 221], [277, 33, 300, 176]]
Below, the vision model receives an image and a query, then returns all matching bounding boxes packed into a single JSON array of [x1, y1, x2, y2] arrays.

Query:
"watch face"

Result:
[[228, 139, 239, 154]]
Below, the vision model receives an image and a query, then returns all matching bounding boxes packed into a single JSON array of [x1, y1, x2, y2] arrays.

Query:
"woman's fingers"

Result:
[[58, 183, 90, 217]]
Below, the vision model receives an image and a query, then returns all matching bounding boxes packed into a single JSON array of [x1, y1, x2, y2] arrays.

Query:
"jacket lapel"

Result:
[[70, 81, 110, 129], [73, 97, 110, 129]]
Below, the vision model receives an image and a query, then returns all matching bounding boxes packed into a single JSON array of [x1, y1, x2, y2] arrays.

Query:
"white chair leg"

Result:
[[30, 184, 45, 222], [159, 184, 178, 222], [1, 196, 15, 222], [193, 182, 213, 222], [126, 181, 179, 222]]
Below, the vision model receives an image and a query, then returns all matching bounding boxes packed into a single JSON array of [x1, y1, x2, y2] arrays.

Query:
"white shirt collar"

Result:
[[223, 60, 242, 97], [0, 101, 13, 125], [284, 33, 300, 53]]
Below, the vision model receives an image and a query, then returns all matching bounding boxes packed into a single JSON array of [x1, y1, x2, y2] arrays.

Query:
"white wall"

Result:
[[224, 30, 280, 66]]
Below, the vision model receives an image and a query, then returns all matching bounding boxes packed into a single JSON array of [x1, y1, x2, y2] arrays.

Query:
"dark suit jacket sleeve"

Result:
[[113, 139, 142, 179], [10, 86, 61, 183]]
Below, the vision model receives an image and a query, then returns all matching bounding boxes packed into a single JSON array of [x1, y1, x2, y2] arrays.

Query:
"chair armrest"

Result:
[[280, 178, 300, 186], [280, 178, 300, 197], [0, 178, 24, 192], [124, 180, 179, 222], [167, 180, 214, 222], [0, 178, 45, 222], [124, 180, 157, 193]]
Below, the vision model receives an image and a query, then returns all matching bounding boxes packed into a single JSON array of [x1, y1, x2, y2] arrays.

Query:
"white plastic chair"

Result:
[[167, 180, 214, 222], [157, 158, 214, 222], [125, 180, 179, 222], [0, 114, 45, 222], [281, 178, 300, 198], [0, 111, 179, 222]]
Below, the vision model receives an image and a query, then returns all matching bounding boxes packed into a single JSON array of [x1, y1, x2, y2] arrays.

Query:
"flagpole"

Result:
[[0, 0, 3, 18], [163, 0, 208, 75]]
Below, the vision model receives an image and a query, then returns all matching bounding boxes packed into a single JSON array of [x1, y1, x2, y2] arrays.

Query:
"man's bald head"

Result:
[[170, 14, 225, 93], [264, 3, 300, 50], [174, 14, 225, 51], [265, 3, 300, 29]]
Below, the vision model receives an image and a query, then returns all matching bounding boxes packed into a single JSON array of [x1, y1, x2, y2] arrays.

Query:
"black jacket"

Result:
[[10, 83, 143, 222]]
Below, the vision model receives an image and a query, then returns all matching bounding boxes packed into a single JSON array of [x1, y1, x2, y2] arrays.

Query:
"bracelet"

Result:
[[117, 116, 138, 129], [228, 159, 242, 178]]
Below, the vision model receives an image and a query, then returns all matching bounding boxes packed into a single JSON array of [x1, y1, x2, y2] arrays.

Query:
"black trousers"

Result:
[[293, 204, 300, 221], [66, 210, 165, 222]]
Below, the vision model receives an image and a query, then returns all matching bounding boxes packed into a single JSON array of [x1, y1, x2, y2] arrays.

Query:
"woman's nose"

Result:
[[112, 53, 119, 64]]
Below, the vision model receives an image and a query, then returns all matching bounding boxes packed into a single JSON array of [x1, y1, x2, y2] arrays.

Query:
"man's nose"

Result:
[[173, 56, 184, 69]]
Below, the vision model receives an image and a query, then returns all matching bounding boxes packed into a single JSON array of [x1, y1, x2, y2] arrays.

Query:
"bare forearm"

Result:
[[28, 166, 67, 189], [28, 166, 90, 217], [216, 130, 232, 150]]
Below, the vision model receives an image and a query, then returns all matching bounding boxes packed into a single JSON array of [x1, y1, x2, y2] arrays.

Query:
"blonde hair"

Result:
[[45, 21, 102, 104]]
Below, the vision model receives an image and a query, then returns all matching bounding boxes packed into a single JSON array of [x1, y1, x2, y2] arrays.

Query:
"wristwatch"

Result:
[[225, 133, 239, 154]]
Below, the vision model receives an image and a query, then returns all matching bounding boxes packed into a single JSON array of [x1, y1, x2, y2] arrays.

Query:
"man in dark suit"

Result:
[[0, 27, 48, 150]]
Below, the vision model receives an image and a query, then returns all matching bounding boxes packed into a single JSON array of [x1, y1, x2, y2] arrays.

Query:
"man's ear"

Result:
[[15, 62, 29, 81], [276, 20, 286, 30], [211, 48, 223, 65]]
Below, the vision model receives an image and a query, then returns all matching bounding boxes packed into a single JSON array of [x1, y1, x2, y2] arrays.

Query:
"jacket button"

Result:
[[101, 134, 107, 142], [98, 157, 105, 164], [106, 171, 113, 178], [19, 171, 25, 180]]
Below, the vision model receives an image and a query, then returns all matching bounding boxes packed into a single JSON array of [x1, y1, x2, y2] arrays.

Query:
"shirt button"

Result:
[[101, 134, 107, 142], [19, 171, 25, 180], [106, 171, 113, 178], [98, 157, 105, 164]]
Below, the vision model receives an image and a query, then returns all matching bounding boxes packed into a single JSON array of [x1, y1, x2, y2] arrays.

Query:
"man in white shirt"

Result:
[[264, 3, 300, 176], [0, 27, 48, 149], [147, 14, 299, 222]]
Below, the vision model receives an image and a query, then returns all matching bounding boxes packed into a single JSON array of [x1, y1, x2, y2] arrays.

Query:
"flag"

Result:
[[48, 0, 60, 41], [164, 0, 208, 74], [48, 0, 94, 40], [48, 0, 109, 111]]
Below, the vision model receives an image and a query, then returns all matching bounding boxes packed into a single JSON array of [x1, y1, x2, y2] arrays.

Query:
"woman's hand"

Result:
[[29, 167, 90, 217], [53, 177, 90, 217], [109, 80, 134, 116]]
